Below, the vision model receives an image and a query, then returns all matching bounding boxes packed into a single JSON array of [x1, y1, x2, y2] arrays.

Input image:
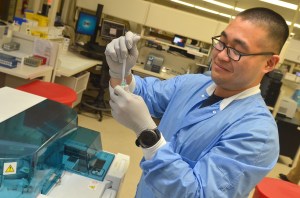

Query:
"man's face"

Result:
[[211, 17, 276, 94]]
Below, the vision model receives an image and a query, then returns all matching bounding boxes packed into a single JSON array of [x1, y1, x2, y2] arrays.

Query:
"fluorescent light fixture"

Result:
[[294, 24, 300, 28], [286, 21, 292, 26], [203, 0, 233, 9], [260, 0, 297, 10], [194, 5, 219, 14], [172, 1, 235, 18], [234, 7, 245, 12], [218, 13, 232, 18], [170, 0, 300, 30], [171, 0, 194, 7], [203, 0, 245, 12]]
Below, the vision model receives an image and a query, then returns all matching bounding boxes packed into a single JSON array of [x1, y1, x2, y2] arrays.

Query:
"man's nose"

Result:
[[217, 48, 231, 62]]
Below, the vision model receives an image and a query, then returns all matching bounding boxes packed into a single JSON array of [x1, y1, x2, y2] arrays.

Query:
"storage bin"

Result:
[[55, 71, 90, 93]]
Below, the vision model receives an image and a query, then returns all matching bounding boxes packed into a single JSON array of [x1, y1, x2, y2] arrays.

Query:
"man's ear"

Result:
[[264, 55, 280, 72]]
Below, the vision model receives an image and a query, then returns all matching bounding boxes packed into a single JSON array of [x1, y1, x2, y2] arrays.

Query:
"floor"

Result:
[[77, 112, 299, 198]]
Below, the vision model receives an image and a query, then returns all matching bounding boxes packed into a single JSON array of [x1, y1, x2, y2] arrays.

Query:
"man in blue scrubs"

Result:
[[105, 7, 289, 198]]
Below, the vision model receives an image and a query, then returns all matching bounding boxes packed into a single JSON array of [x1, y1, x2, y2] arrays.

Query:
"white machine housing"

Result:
[[278, 97, 297, 118]]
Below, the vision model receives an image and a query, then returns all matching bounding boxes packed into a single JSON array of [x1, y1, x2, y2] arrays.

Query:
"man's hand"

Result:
[[109, 85, 157, 136], [105, 31, 140, 79]]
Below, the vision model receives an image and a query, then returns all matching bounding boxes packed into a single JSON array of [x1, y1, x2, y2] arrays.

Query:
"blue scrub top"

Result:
[[133, 74, 279, 198]]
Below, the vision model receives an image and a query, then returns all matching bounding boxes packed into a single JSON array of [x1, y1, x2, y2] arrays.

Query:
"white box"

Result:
[[55, 71, 90, 93], [72, 90, 84, 107]]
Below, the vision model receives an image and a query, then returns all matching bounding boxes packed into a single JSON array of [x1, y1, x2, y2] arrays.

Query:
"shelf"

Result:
[[141, 36, 209, 57]]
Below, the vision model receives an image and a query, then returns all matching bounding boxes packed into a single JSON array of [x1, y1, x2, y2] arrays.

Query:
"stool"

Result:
[[17, 80, 77, 107], [253, 177, 300, 198]]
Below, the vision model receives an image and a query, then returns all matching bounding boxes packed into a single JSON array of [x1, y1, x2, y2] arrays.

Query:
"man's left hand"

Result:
[[109, 86, 157, 136]]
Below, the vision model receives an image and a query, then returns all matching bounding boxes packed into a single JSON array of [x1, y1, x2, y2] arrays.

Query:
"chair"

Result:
[[17, 80, 77, 107], [79, 58, 111, 121], [252, 177, 300, 198]]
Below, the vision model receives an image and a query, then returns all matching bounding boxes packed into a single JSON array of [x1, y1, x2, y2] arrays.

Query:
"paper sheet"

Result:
[[0, 87, 45, 123]]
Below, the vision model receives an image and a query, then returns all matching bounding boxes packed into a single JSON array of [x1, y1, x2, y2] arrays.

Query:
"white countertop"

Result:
[[56, 51, 102, 77]]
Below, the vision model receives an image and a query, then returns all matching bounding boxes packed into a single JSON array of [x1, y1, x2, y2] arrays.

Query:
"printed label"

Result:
[[3, 162, 17, 175]]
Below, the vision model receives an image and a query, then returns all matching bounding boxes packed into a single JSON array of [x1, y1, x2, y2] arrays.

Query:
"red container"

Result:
[[17, 80, 77, 107], [253, 177, 300, 198]]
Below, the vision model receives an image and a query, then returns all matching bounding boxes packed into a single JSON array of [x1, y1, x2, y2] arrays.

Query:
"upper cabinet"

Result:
[[284, 39, 300, 64], [145, 3, 227, 43], [76, 0, 150, 25], [76, 0, 228, 44]]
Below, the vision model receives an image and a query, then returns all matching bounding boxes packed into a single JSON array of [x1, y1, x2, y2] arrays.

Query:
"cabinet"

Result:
[[76, 0, 150, 25], [284, 39, 300, 64], [76, 0, 228, 44], [54, 71, 90, 107], [276, 115, 300, 166], [145, 3, 227, 43]]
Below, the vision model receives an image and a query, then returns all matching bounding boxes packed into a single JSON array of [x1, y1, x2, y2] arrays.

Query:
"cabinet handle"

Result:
[[297, 127, 300, 131]]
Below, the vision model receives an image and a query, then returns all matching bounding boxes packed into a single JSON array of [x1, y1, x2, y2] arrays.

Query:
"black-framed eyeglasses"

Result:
[[211, 36, 275, 61]]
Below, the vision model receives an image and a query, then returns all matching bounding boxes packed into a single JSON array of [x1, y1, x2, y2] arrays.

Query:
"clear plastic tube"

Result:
[[121, 59, 127, 89]]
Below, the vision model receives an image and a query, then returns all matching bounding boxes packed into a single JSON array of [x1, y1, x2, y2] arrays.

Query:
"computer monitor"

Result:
[[75, 11, 98, 36], [100, 19, 125, 40], [172, 35, 186, 47]]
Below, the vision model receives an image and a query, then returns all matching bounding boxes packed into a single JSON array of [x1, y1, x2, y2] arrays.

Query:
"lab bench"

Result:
[[276, 115, 300, 166]]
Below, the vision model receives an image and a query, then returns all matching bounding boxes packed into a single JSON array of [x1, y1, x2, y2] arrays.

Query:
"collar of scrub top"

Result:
[[206, 83, 261, 111]]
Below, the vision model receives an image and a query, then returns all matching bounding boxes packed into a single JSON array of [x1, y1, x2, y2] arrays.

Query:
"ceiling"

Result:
[[145, 0, 300, 40]]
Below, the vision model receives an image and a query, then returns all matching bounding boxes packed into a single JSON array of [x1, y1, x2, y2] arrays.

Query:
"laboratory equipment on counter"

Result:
[[144, 54, 164, 73], [0, 87, 129, 198], [260, 69, 283, 107], [278, 96, 297, 118]]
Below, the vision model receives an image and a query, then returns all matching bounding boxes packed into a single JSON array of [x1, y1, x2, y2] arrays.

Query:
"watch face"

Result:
[[138, 129, 160, 148]]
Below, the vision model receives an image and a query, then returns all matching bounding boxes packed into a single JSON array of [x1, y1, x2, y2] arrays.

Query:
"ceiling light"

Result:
[[286, 21, 292, 25], [260, 0, 298, 10], [203, 0, 233, 9], [234, 7, 245, 12], [294, 24, 300, 28], [218, 13, 232, 18], [171, 0, 194, 7], [195, 5, 219, 14], [203, 0, 245, 12]]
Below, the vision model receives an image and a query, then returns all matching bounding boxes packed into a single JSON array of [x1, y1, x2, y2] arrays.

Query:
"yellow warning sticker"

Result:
[[88, 180, 99, 190], [3, 162, 17, 175]]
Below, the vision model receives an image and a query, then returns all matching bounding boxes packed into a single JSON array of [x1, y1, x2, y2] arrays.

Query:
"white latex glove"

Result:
[[105, 31, 140, 79], [109, 85, 157, 136]]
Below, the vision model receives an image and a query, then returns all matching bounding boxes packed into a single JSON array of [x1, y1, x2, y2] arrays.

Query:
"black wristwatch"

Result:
[[135, 128, 161, 148]]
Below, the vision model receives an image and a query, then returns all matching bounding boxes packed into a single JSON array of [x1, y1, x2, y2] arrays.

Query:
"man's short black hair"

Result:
[[237, 7, 289, 54]]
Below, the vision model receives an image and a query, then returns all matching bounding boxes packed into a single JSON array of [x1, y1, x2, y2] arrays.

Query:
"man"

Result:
[[105, 7, 289, 198]]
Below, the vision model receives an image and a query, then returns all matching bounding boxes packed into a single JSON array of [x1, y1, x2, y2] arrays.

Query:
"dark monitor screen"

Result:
[[100, 19, 125, 40], [173, 35, 186, 47], [75, 12, 98, 36]]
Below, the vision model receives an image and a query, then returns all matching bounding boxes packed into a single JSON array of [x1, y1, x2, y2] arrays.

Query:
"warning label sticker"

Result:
[[88, 180, 100, 190], [3, 162, 17, 175]]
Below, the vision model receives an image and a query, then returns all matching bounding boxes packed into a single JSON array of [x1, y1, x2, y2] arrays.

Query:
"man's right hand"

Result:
[[105, 31, 140, 79]]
